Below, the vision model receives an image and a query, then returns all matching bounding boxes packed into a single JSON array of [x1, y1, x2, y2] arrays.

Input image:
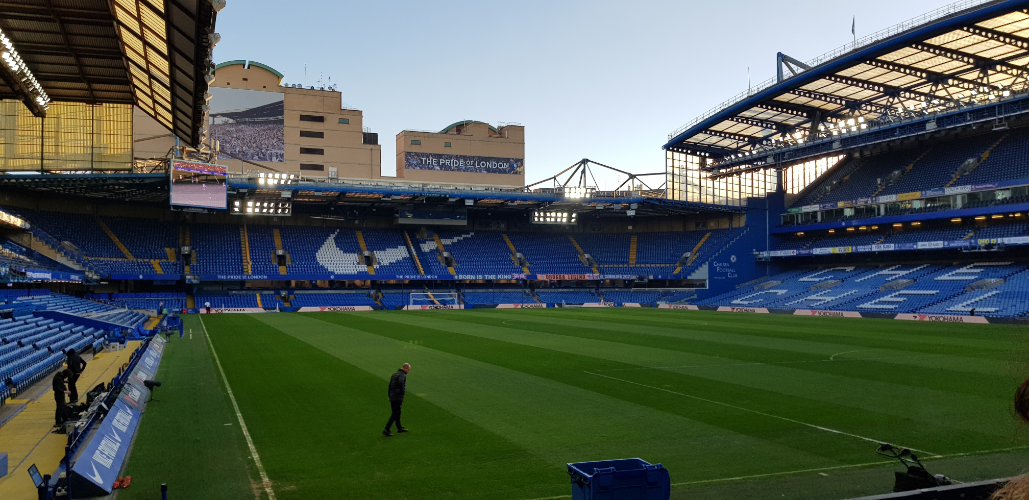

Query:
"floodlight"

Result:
[[857, 117, 864, 123], [847, 118, 855, 126]]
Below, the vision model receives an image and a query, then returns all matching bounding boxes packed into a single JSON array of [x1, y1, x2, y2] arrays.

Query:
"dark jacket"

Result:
[[388, 370, 407, 402], [67, 352, 86, 375], [53, 372, 66, 397]]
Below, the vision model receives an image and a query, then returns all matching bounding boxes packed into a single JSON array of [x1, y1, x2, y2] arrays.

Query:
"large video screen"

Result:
[[209, 87, 284, 162], [404, 152, 523, 175], [170, 160, 227, 209]]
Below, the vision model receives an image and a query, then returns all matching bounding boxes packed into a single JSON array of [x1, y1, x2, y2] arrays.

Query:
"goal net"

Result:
[[409, 292, 461, 307]]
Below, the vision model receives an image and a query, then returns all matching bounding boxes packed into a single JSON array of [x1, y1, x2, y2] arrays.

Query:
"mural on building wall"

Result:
[[209, 87, 284, 162]]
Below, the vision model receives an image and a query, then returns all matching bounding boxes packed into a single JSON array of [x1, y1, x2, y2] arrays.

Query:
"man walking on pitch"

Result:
[[383, 363, 411, 436]]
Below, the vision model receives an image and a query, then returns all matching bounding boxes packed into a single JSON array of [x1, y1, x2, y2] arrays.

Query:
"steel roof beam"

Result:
[[961, 25, 1029, 51], [703, 129, 765, 145], [864, 58, 981, 90], [824, 74, 941, 103], [727, 116, 788, 131], [910, 41, 1026, 78], [43, 0, 95, 103]]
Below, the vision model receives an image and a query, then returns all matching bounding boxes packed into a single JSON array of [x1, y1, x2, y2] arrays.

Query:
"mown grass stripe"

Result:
[[360, 312, 1014, 438], [254, 313, 839, 481], [202, 314, 560, 500], [300, 313, 1004, 465]]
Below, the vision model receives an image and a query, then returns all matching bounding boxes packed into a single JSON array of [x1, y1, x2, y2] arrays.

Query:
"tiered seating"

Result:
[[600, 290, 663, 304], [536, 290, 601, 304], [699, 262, 1029, 316], [659, 291, 696, 303], [380, 292, 413, 308], [247, 226, 280, 276], [436, 231, 520, 275], [879, 135, 995, 196], [0, 314, 105, 392], [93, 310, 148, 328], [816, 150, 927, 204], [281, 227, 359, 275], [291, 292, 379, 307], [507, 233, 591, 274], [886, 227, 973, 244], [954, 128, 1029, 187], [5, 208, 122, 257], [0, 240, 72, 272], [101, 217, 177, 260], [191, 225, 243, 275], [196, 294, 260, 308], [363, 229, 419, 275], [413, 232, 452, 275], [461, 290, 536, 305], [107, 292, 187, 311]]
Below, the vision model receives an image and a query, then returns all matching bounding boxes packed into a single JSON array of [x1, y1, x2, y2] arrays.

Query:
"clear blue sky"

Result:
[[213, 0, 949, 187]]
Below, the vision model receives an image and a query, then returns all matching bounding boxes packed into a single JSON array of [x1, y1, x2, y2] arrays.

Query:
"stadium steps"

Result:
[[736, 276, 771, 288], [402, 231, 425, 274], [355, 231, 376, 275], [425, 289, 441, 305], [282, 295, 293, 307], [14, 233, 84, 271], [240, 225, 253, 275], [963, 230, 977, 239], [870, 148, 933, 198], [165, 247, 177, 261], [946, 134, 1008, 188], [186, 293, 195, 309], [696, 228, 750, 272], [432, 233, 457, 275], [629, 235, 638, 265], [144, 316, 162, 330], [181, 226, 192, 274], [273, 228, 289, 275], [502, 234, 531, 274], [801, 156, 854, 206], [255, 294, 263, 308], [97, 219, 134, 259], [685, 233, 712, 266], [150, 259, 164, 274], [567, 236, 599, 273]]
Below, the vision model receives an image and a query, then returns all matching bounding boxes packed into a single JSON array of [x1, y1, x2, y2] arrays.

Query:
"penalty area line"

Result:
[[668, 445, 1029, 487], [200, 316, 277, 500], [584, 371, 939, 457]]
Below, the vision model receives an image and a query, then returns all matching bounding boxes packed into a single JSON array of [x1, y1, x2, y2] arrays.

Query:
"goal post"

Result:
[[409, 292, 461, 307]]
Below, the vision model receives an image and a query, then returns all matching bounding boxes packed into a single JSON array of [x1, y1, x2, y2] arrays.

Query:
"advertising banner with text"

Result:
[[404, 152, 524, 175]]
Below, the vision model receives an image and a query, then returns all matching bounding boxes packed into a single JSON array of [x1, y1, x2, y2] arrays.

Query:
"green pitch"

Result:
[[120, 309, 1029, 500]]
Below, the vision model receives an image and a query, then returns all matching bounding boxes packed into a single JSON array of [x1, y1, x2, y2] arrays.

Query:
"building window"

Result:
[[339, 118, 350, 124], [300, 148, 324, 155], [444, 142, 451, 147], [299, 114, 324, 122], [411, 140, 421, 145], [300, 130, 324, 138], [300, 164, 324, 171]]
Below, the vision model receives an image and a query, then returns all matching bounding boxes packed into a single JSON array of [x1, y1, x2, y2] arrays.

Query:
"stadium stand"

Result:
[[291, 292, 379, 308]]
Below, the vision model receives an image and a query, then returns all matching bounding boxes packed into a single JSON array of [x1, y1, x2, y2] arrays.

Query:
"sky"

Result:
[[212, 0, 949, 188]]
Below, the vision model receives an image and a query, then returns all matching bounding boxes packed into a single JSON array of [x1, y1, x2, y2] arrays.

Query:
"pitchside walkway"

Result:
[[0, 341, 140, 499]]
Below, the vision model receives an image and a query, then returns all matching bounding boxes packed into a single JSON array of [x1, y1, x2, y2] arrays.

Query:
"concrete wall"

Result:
[[396, 121, 525, 187], [134, 61, 382, 179]]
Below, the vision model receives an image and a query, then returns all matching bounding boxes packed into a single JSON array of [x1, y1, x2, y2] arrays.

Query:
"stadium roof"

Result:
[[0, 0, 218, 147], [0, 172, 746, 216], [664, 0, 1029, 173]]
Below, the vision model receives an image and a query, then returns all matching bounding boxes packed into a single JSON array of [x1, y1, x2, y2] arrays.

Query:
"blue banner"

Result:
[[69, 399, 141, 494], [761, 236, 1023, 258], [404, 152, 523, 175]]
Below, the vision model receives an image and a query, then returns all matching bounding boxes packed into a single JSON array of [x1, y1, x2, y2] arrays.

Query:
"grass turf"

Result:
[[124, 309, 1029, 499]]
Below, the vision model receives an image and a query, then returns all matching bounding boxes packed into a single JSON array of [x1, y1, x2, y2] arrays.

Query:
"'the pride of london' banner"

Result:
[[404, 152, 524, 175]]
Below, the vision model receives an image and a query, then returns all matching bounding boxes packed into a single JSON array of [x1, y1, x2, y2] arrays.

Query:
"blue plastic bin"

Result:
[[567, 458, 670, 500]]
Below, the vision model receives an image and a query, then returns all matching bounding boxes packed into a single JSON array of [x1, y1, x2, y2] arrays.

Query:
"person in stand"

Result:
[[53, 369, 71, 428], [205, 301, 211, 314], [65, 348, 87, 403], [383, 363, 411, 436]]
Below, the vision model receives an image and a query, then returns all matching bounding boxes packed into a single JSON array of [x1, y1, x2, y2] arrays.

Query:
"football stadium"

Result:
[[1, 0, 1029, 499]]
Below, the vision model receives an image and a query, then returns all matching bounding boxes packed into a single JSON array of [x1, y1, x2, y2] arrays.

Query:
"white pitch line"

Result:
[[830, 349, 864, 361], [590, 353, 937, 373], [584, 370, 939, 457], [200, 316, 277, 500], [668, 445, 1029, 487]]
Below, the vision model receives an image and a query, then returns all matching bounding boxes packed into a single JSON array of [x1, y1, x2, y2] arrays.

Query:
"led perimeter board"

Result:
[[170, 160, 227, 209]]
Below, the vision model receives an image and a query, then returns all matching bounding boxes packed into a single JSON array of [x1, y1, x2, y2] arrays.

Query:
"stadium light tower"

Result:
[[0, 27, 49, 118]]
